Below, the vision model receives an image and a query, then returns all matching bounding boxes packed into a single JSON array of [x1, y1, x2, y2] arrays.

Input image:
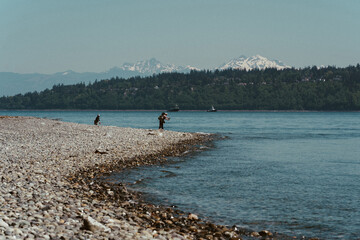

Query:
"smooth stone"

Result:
[[0, 218, 9, 228], [81, 216, 111, 233], [187, 213, 199, 221], [250, 231, 260, 237]]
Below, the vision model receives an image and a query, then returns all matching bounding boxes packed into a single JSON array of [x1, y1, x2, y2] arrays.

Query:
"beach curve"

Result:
[[1, 116, 254, 239]]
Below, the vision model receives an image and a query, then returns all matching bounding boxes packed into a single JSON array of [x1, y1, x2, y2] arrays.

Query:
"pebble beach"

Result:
[[0, 116, 228, 240], [0, 116, 198, 239], [0, 116, 284, 240]]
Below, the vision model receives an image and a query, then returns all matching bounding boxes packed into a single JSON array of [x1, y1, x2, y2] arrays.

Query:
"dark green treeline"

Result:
[[1, 65, 360, 110]]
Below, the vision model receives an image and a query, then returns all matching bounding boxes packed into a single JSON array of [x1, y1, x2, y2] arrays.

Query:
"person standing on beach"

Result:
[[94, 114, 100, 125], [158, 112, 170, 129]]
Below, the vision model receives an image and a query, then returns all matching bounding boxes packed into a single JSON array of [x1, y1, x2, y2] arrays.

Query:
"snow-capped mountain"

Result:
[[0, 58, 198, 96], [108, 58, 198, 76], [218, 55, 290, 71], [0, 56, 290, 96]]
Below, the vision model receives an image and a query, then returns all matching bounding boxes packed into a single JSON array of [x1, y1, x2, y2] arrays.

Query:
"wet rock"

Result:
[[188, 226, 198, 232], [188, 213, 199, 221], [250, 231, 261, 237], [230, 237, 242, 240], [205, 235, 214, 240], [259, 230, 273, 237], [207, 222, 218, 232]]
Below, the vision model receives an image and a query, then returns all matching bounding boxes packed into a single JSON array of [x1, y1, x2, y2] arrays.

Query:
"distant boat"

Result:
[[207, 105, 217, 112], [168, 104, 180, 112]]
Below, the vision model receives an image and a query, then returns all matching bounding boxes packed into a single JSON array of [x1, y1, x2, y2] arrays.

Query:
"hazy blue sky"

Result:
[[1, 0, 360, 74]]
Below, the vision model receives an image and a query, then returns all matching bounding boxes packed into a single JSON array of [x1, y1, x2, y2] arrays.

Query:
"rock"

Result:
[[13, 228, 24, 236], [18, 220, 31, 228], [95, 149, 108, 154], [259, 230, 273, 237], [0, 218, 9, 228], [187, 213, 199, 221], [164, 220, 173, 226], [250, 231, 260, 237], [214, 231, 223, 237], [202, 235, 212, 240], [189, 226, 198, 232], [80, 216, 111, 233]]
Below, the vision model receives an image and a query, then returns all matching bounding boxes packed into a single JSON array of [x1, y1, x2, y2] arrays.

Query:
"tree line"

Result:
[[1, 65, 360, 110]]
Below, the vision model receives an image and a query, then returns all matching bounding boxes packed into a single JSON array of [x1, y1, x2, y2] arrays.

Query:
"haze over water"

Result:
[[2, 110, 360, 239]]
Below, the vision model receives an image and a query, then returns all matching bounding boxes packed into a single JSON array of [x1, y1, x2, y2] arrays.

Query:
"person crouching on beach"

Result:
[[94, 114, 100, 125], [158, 112, 170, 129]]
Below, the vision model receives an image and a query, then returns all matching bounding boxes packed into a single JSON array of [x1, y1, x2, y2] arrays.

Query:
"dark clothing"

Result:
[[94, 116, 100, 125], [158, 115, 166, 129]]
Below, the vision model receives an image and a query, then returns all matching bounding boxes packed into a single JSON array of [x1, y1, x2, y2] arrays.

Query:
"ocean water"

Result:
[[2, 110, 360, 239]]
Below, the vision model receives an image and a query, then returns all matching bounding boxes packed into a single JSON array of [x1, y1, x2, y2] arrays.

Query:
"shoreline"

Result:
[[0, 116, 312, 239], [1, 116, 228, 239], [1, 116, 201, 239], [1, 109, 359, 113]]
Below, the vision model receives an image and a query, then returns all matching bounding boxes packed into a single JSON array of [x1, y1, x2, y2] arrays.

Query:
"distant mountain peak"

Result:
[[0, 55, 290, 96], [60, 70, 75, 76], [218, 55, 290, 71], [116, 58, 196, 75]]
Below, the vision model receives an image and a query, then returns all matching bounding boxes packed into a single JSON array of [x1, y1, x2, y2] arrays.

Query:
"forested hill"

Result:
[[1, 65, 360, 110]]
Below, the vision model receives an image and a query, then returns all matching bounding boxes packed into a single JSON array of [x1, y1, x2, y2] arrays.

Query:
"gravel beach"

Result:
[[1, 116, 287, 240], [0, 116, 200, 239], [0, 116, 232, 240]]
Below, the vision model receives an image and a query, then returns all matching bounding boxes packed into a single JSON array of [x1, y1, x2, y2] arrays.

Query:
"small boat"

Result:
[[168, 104, 180, 112], [207, 105, 217, 112]]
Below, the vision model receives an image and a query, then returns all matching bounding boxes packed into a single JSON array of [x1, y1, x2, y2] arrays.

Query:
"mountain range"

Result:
[[0, 55, 291, 96], [218, 55, 290, 71]]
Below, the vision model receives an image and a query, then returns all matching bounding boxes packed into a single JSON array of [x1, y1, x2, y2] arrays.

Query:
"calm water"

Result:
[[2, 110, 360, 239]]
